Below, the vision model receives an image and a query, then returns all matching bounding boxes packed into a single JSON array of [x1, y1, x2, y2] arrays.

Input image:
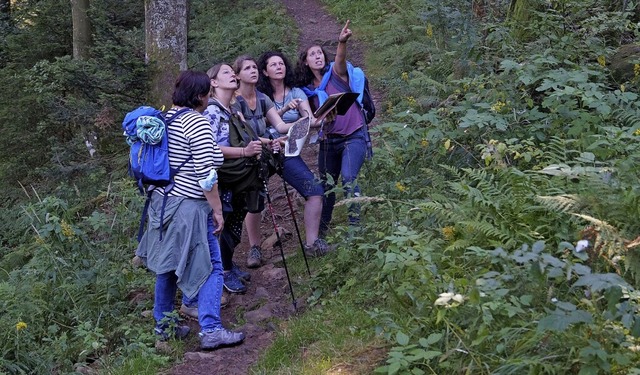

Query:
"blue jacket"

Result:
[[302, 62, 366, 106]]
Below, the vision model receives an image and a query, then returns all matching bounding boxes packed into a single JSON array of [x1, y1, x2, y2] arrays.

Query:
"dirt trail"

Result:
[[164, 1, 367, 374]]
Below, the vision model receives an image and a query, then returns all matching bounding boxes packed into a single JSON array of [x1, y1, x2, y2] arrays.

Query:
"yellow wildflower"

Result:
[[441, 226, 455, 241], [490, 101, 506, 113], [635, 64, 640, 78], [426, 23, 434, 38], [16, 321, 27, 331], [395, 182, 406, 192], [60, 220, 74, 238], [597, 55, 606, 67], [401, 72, 409, 82], [407, 96, 416, 106], [621, 84, 626, 92], [634, 129, 640, 136], [421, 139, 429, 147], [35, 236, 45, 245]]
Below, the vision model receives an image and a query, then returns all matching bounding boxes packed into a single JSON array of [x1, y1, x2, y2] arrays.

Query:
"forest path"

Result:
[[165, 1, 367, 374]]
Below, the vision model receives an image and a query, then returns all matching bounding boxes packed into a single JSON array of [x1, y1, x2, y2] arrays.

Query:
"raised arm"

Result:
[[334, 20, 352, 82]]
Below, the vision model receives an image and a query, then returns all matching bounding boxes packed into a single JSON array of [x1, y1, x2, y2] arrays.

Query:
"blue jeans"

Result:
[[282, 155, 324, 198], [154, 213, 224, 332], [318, 126, 367, 234]]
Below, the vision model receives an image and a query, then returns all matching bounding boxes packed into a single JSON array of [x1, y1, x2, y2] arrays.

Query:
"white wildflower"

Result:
[[434, 292, 464, 307], [576, 240, 589, 253]]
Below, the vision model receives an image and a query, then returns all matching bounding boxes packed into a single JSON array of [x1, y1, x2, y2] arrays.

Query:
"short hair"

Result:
[[256, 51, 296, 101], [172, 70, 210, 108]]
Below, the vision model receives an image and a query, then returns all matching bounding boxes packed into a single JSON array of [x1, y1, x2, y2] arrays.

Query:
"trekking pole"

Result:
[[269, 128, 311, 276], [260, 143, 297, 311], [276, 149, 311, 277]]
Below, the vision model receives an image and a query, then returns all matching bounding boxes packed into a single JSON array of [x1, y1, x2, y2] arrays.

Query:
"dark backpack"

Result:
[[122, 106, 191, 240], [208, 100, 264, 195], [361, 77, 376, 124]]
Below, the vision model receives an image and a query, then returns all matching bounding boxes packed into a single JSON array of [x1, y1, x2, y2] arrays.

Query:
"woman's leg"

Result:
[[339, 130, 367, 226], [318, 138, 344, 235], [198, 213, 224, 331], [244, 211, 263, 268], [153, 271, 178, 327], [219, 193, 248, 293], [282, 156, 324, 245]]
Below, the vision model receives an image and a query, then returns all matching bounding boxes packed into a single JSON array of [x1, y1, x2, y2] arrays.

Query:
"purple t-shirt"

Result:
[[323, 70, 364, 136]]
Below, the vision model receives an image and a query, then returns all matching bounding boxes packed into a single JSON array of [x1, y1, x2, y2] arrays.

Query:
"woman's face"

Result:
[[305, 46, 325, 71], [263, 56, 286, 80], [211, 64, 237, 90], [237, 60, 259, 84]]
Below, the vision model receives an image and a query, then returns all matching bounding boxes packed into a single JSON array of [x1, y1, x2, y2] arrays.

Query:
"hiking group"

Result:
[[129, 21, 375, 350]]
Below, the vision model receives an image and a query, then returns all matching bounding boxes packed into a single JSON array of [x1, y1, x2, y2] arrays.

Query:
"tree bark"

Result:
[[71, 0, 91, 60], [145, 0, 189, 107]]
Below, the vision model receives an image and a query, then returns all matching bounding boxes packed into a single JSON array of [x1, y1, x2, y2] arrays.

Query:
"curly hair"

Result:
[[256, 51, 296, 101]]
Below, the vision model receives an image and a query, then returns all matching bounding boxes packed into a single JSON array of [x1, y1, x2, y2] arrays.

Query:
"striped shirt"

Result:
[[164, 108, 224, 199]]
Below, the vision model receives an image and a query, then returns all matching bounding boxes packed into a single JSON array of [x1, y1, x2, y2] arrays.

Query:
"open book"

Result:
[[313, 92, 359, 120], [284, 116, 311, 157]]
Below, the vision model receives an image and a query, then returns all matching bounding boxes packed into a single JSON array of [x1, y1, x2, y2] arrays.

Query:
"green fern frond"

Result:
[[613, 109, 640, 129], [536, 194, 582, 213]]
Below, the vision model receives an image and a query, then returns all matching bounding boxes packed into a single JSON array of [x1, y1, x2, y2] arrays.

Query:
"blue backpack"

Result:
[[122, 106, 191, 240]]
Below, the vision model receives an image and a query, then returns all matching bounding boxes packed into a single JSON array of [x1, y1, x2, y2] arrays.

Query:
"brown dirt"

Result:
[[163, 1, 368, 374]]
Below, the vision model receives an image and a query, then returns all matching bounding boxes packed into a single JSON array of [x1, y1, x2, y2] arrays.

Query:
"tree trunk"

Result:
[[71, 0, 91, 60], [145, 0, 189, 107], [0, 0, 9, 15]]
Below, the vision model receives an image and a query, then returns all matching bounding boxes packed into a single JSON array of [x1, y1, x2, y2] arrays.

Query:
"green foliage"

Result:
[[0, 181, 151, 373], [188, 0, 298, 71], [259, 0, 640, 374]]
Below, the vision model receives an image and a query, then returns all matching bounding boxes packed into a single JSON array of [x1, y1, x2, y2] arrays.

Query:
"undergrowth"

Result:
[[254, 0, 640, 374]]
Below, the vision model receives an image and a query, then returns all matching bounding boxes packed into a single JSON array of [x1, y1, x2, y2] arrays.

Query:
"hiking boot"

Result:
[[304, 238, 335, 258], [199, 328, 245, 350], [154, 325, 190, 341], [232, 263, 251, 282], [246, 245, 263, 269], [223, 271, 247, 294], [179, 304, 198, 320]]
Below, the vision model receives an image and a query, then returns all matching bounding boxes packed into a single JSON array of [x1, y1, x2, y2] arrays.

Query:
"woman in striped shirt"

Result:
[[136, 70, 244, 351]]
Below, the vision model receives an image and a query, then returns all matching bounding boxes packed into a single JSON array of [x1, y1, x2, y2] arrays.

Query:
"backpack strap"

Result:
[[237, 93, 268, 137]]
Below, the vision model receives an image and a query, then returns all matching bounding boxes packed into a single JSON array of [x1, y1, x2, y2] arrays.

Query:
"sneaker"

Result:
[[223, 271, 247, 294], [231, 263, 251, 282], [199, 328, 245, 350], [154, 325, 190, 341], [179, 304, 198, 320], [304, 238, 335, 258], [246, 245, 263, 269]]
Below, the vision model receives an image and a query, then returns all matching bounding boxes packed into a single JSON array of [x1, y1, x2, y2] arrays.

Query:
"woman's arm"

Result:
[[266, 107, 290, 134], [297, 99, 320, 127], [203, 186, 224, 235], [219, 142, 262, 159], [334, 20, 352, 82]]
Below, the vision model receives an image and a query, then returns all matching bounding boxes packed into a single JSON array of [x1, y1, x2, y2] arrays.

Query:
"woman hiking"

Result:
[[231, 54, 289, 270], [256, 50, 333, 257], [135, 70, 245, 351], [203, 62, 280, 295], [295, 20, 370, 236]]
